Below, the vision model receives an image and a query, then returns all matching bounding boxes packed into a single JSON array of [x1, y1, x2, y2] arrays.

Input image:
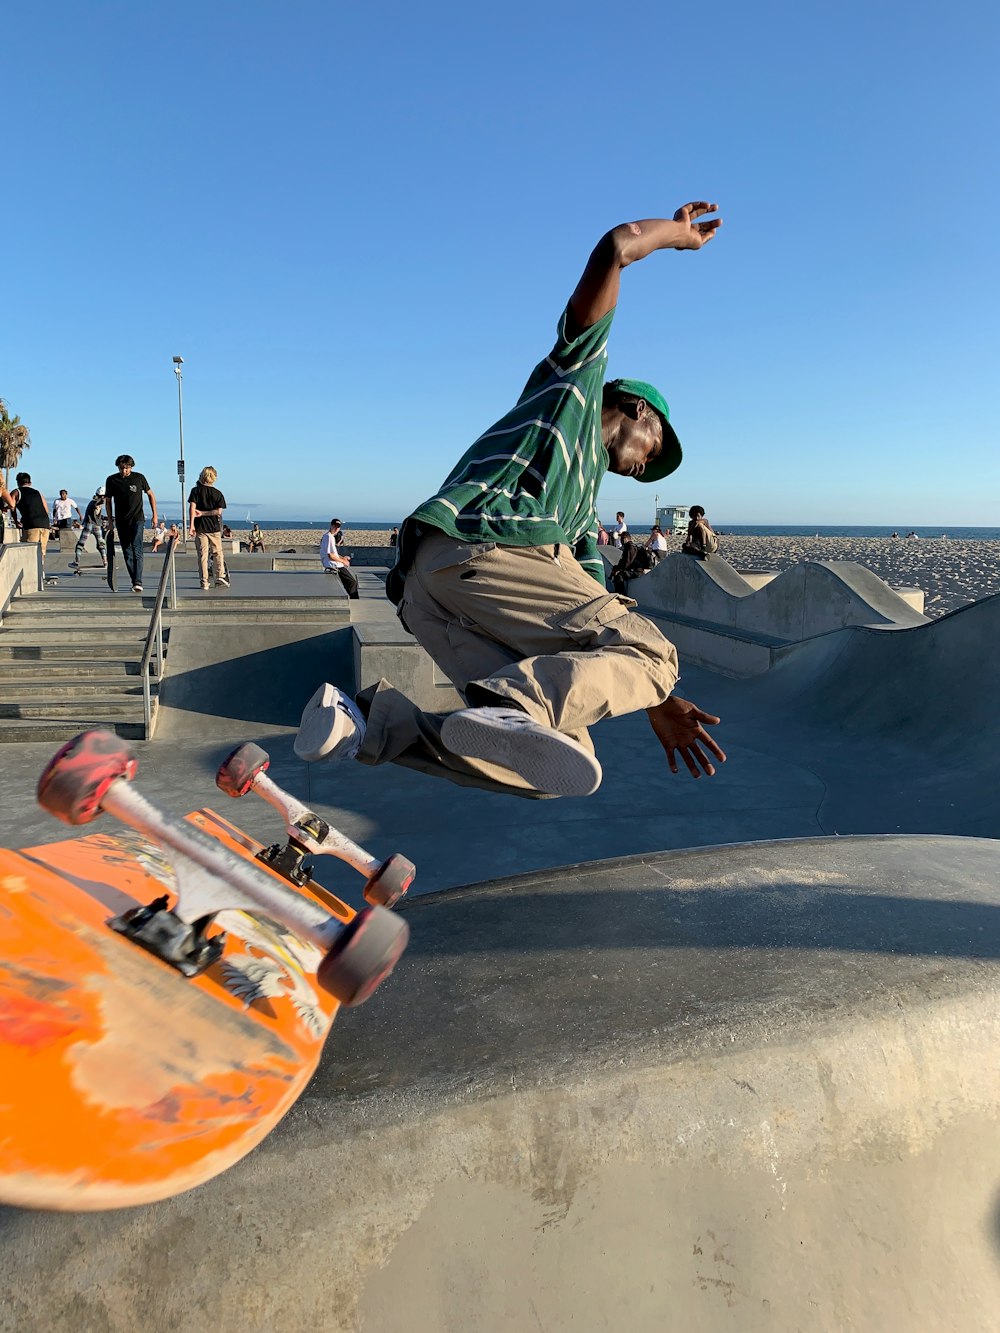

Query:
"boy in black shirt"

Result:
[[188, 466, 230, 590], [104, 455, 158, 593]]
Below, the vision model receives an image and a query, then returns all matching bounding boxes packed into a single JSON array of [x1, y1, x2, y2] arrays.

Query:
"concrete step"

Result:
[[5, 614, 150, 632], [0, 627, 150, 643], [0, 716, 148, 743], [0, 660, 141, 680], [0, 697, 150, 721], [0, 642, 146, 660], [0, 680, 147, 700]]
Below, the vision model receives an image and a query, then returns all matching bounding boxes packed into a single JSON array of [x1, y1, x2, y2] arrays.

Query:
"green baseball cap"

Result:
[[605, 377, 682, 483]]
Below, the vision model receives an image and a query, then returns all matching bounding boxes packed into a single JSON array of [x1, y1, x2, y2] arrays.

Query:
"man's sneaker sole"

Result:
[[440, 710, 602, 797]]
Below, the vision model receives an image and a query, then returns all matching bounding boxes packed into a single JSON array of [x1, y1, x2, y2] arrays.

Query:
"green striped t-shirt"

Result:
[[407, 305, 614, 586]]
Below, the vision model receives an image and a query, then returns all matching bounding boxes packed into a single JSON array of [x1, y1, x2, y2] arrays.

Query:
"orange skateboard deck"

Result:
[[0, 807, 361, 1210]]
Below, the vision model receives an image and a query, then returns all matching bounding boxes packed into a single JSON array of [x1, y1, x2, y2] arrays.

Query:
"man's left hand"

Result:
[[646, 695, 726, 778]]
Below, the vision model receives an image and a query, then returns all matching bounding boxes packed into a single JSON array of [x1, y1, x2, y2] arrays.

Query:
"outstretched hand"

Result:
[[672, 202, 721, 250], [647, 695, 726, 778]]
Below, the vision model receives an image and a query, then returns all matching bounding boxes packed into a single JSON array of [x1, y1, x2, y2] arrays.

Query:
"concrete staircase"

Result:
[[0, 581, 353, 745], [0, 595, 155, 742]]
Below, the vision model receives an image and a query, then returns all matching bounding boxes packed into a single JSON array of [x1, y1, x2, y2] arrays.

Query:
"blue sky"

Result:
[[5, 1, 998, 525]]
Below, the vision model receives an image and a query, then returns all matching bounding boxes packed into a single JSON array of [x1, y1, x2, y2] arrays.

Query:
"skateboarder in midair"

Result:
[[297, 202, 726, 797]]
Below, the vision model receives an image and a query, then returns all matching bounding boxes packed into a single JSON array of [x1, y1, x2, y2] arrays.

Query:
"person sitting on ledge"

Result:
[[320, 518, 359, 599], [294, 201, 726, 798], [249, 522, 266, 552]]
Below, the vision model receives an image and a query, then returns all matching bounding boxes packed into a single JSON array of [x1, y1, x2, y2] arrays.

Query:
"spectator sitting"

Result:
[[249, 522, 266, 552], [646, 524, 669, 564], [320, 518, 359, 599], [681, 505, 719, 559], [596, 522, 609, 546], [609, 533, 653, 595], [222, 524, 233, 539], [150, 520, 167, 552]]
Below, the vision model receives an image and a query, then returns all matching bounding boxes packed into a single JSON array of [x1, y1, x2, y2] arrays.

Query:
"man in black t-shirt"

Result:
[[187, 465, 230, 590], [104, 455, 158, 593]]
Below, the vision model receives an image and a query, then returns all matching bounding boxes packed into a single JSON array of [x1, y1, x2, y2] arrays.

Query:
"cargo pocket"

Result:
[[419, 539, 498, 578], [550, 593, 637, 648]]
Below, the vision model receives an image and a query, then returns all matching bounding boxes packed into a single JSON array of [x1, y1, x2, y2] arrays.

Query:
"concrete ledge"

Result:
[[0, 544, 40, 623], [352, 614, 463, 711]]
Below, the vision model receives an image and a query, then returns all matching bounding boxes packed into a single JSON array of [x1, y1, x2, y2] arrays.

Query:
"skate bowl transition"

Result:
[[2, 836, 999, 1330], [4, 570, 1000, 1329]]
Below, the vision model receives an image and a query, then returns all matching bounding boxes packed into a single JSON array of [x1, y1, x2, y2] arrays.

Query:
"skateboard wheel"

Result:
[[216, 742, 270, 798], [317, 906, 409, 1006], [363, 853, 416, 908], [37, 730, 138, 825]]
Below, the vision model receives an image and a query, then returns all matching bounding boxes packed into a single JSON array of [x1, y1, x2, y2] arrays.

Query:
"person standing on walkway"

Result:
[[1, 474, 52, 574], [104, 454, 158, 593], [295, 200, 726, 797], [52, 490, 82, 534], [320, 518, 359, 598], [70, 487, 108, 568], [612, 511, 629, 547], [188, 466, 231, 590]]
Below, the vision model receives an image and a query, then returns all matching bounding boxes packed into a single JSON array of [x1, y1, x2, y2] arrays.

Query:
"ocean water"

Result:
[[153, 515, 1000, 541]]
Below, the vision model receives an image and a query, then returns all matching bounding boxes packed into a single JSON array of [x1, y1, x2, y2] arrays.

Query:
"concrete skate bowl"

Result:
[[642, 551, 928, 639], [677, 589, 1000, 840], [2, 836, 999, 1331]]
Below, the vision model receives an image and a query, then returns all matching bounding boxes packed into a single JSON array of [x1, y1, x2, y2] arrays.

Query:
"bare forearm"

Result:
[[569, 203, 720, 331]]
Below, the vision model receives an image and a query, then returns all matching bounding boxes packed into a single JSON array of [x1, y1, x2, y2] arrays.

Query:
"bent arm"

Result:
[[568, 203, 721, 331]]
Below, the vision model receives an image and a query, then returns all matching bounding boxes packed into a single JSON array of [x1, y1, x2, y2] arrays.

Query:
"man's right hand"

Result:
[[671, 202, 722, 250]]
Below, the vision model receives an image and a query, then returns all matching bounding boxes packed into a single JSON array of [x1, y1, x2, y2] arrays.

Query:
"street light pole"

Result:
[[172, 356, 186, 545]]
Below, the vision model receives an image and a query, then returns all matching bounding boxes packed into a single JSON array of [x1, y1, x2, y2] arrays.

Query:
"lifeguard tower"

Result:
[[655, 504, 689, 535]]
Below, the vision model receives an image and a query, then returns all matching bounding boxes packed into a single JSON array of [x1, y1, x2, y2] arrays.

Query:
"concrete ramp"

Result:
[[2, 835, 999, 1330], [643, 551, 928, 639]]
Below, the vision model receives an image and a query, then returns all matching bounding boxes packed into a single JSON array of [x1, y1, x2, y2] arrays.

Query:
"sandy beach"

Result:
[[216, 528, 1000, 621]]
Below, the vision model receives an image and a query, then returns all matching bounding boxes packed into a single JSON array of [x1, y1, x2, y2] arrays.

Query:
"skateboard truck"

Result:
[[36, 731, 408, 1004], [215, 743, 416, 908]]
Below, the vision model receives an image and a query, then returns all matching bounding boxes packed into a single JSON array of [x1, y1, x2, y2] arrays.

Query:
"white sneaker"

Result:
[[440, 707, 602, 796], [294, 683, 366, 762]]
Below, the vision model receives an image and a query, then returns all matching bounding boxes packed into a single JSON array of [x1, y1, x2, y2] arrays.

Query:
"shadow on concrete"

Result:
[[157, 627, 353, 737], [397, 880, 1000, 962]]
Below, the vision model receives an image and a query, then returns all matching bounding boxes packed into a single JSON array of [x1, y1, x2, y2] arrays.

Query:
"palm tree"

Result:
[[0, 399, 31, 490]]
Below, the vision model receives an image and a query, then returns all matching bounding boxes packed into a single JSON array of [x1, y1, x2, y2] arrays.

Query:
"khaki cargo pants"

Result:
[[356, 529, 679, 796]]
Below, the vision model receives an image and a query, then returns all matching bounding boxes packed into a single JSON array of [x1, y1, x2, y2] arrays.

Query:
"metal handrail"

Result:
[[140, 535, 179, 736]]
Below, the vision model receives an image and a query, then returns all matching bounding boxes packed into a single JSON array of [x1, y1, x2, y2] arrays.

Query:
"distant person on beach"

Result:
[[320, 518, 359, 599], [105, 454, 158, 593], [389, 526, 399, 548], [249, 522, 266, 552], [53, 490, 82, 532], [681, 505, 719, 559], [188, 465, 230, 590], [646, 524, 669, 564], [296, 201, 726, 797], [70, 487, 108, 568]]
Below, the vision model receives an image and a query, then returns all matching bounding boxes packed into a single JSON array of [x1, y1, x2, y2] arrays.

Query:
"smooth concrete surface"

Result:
[[640, 551, 928, 637], [3, 559, 1000, 1330], [0, 543, 42, 622], [2, 837, 1000, 1330]]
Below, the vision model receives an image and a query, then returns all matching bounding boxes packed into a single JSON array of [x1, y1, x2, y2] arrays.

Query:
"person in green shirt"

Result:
[[297, 202, 726, 798]]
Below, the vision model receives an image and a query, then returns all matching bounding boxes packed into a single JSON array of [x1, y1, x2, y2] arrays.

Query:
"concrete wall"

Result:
[[0, 542, 41, 622]]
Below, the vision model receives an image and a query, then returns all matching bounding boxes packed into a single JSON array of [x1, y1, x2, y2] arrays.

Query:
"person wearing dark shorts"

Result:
[[104, 455, 158, 593]]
